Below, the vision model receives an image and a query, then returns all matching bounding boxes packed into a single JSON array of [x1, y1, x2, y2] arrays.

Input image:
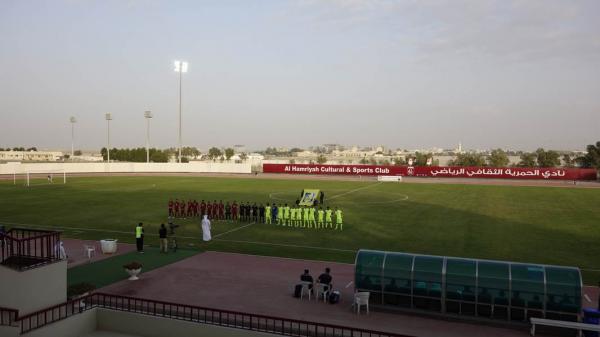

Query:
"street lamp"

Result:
[[174, 60, 188, 163], [69, 116, 77, 161], [105, 113, 112, 163], [144, 110, 153, 163]]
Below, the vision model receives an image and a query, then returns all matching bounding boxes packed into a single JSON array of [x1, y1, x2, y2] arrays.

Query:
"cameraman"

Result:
[[159, 223, 168, 253]]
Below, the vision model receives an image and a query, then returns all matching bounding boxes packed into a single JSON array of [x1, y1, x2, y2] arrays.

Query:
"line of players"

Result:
[[168, 199, 343, 230], [268, 203, 343, 230]]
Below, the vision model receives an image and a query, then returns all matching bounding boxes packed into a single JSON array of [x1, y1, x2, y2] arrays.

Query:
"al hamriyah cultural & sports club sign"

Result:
[[262, 163, 597, 180]]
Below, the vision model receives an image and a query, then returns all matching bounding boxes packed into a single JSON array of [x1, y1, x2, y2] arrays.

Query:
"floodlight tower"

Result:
[[174, 60, 188, 163], [69, 116, 77, 161], [144, 110, 153, 163], [105, 113, 113, 162]]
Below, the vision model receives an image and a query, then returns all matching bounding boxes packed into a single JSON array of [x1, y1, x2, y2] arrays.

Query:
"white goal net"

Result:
[[377, 175, 403, 182], [14, 169, 67, 187]]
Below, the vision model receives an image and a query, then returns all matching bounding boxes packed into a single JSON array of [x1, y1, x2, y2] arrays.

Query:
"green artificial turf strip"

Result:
[[67, 247, 198, 289], [1, 176, 600, 283]]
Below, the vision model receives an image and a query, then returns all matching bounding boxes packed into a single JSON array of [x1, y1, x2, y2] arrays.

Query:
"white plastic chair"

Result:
[[300, 281, 312, 300], [83, 244, 96, 261], [354, 292, 370, 315], [315, 283, 330, 303]]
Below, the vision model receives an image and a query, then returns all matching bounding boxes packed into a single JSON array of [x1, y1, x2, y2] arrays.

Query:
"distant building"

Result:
[[0, 150, 63, 162]]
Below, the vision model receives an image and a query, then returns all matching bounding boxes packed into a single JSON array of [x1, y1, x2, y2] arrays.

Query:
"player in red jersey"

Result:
[[206, 202, 213, 219], [174, 199, 180, 218], [232, 200, 239, 221], [187, 200, 193, 217], [200, 200, 207, 217], [218, 200, 225, 220], [192, 200, 198, 217], [211, 200, 217, 219], [168, 199, 174, 217], [180, 199, 187, 218]]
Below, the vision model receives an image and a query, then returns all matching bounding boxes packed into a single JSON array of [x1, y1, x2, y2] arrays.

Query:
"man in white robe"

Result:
[[201, 215, 212, 241]]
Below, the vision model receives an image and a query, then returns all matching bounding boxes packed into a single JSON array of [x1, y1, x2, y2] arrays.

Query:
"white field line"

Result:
[[269, 181, 386, 203], [327, 182, 383, 200], [0, 219, 355, 253], [213, 238, 356, 253], [204, 250, 355, 266], [213, 222, 255, 239], [0, 219, 241, 240]]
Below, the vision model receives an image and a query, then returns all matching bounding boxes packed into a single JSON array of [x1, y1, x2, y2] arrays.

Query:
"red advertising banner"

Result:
[[262, 164, 597, 181]]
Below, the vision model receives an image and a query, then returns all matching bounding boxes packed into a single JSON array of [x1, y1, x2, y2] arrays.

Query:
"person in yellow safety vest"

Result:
[[335, 208, 343, 230], [135, 223, 144, 253], [317, 207, 325, 229], [284, 204, 291, 226], [308, 207, 316, 228], [303, 206, 310, 228], [290, 206, 297, 227], [265, 204, 272, 224], [325, 207, 333, 228]]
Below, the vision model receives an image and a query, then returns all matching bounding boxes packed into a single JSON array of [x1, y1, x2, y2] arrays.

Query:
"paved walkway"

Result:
[[100, 251, 542, 337], [63, 238, 136, 268]]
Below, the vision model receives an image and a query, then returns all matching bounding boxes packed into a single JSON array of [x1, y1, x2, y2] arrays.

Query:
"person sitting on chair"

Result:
[[317, 267, 333, 291], [301, 269, 314, 291]]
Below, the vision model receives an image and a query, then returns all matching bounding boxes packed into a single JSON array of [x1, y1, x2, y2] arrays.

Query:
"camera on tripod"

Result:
[[168, 221, 179, 235]]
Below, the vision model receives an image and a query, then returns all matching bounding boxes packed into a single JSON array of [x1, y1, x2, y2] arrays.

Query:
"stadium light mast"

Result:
[[144, 110, 153, 163], [69, 116, 77, 161], [105, 113, 112, 163], [173, 60, 188, 163]]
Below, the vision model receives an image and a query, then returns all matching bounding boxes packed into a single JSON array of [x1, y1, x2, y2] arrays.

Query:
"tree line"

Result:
[[0, 147, 38, 151], [288, 142, 600, 169], [100, 147, 171, 162]]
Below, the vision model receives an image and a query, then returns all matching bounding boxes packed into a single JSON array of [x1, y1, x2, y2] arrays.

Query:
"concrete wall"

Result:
[[24, 309, 97, 337], [0, 162, 251, 175], [97, 309, 277, 337], [0, 260, 67, 314]]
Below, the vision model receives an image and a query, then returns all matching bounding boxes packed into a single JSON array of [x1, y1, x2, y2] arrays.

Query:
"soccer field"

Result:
[[1, 175, 600, 283]]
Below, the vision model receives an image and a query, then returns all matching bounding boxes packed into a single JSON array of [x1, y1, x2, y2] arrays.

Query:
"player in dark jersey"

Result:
[[252, 203, 258, 222], [246, 202, 252, 221], [240, 202, 246, 221], [259, 203, 265, 223], [225, 202, 231, 221]]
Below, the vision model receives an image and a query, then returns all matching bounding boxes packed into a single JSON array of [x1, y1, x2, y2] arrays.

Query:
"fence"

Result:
[[0, 228, 61, 271], [15, 292, 411, 337]]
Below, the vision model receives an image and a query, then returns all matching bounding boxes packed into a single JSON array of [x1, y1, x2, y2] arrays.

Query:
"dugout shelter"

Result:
[[355, 249, 582, 323]]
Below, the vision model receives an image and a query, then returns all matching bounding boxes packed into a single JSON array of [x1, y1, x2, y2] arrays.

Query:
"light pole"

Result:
[[174, 60, 188, 163], [69, 116, 77, 161], [144, 110, 153, 163], [105, 113, 112, 162]]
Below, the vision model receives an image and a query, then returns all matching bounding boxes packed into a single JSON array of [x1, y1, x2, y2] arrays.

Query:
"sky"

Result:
[[0, 0, 599, 152]]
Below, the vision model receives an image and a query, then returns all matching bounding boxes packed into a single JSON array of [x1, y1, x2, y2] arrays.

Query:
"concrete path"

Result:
[[63, 238, 136, 268], [100, 251, 543, 337]]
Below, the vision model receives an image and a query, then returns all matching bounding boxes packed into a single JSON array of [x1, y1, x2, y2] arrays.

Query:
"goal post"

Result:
[[21, 169, 67, 187], [377, 175, 402, 182]]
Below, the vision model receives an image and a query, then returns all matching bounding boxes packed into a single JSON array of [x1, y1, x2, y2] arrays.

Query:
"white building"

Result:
[[0, 151, 63, 162]]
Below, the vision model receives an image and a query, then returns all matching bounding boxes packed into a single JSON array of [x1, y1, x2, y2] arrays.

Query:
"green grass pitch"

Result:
[[1, 176, 599, 283]]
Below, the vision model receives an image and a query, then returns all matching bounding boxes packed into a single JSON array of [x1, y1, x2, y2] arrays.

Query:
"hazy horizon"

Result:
[[1, 0, 599, 152]]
